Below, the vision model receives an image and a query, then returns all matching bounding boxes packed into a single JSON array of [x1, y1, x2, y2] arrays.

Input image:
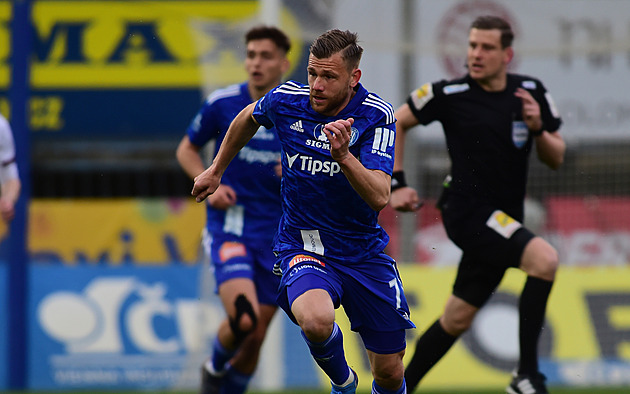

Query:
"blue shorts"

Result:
[[209, 233, 280, 306], [275, 250, 415, 352]]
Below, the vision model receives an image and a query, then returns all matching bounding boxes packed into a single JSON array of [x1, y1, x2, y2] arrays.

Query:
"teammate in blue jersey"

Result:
[[192, 29, 415, 394], [391, 16, 565, 394], [176, 26, 290, 394]]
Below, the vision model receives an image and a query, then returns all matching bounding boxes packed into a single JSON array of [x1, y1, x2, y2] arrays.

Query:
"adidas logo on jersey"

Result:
[[290, 120, 304, 132]]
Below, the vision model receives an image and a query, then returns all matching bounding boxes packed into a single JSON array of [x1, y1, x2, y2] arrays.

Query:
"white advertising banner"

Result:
[[414, 0, 630, 142]]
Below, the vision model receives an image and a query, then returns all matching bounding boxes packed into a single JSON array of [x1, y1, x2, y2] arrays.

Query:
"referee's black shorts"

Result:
[[441, 194, 535, 308]]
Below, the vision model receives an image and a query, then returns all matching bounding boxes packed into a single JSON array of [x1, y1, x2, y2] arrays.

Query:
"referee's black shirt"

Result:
[[407, 73, 562, 220]]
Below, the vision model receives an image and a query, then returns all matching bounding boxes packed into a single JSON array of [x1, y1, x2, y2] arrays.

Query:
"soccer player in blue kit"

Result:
[[176, 26, 290, 394], [390, 16, 565, 394], [192, 29, 415, 394]]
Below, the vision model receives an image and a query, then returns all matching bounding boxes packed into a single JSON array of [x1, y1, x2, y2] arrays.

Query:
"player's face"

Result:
[[466, 28, 512, 87], [245, 38, 288, 94], [307, 52, 360, 116]]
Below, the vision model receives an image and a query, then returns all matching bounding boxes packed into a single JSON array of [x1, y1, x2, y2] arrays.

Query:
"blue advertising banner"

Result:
[[0, 263, 7, 388], [27, 264, 319, 391], [29, 265, 206, 389]]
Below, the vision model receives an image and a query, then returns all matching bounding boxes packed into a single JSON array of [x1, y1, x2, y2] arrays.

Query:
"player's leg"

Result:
[[405, 249, 504, 392], [201, 237, 261, 394], [292, 288, 357, 391], [404, 294, 477, 392], [220, 303, 277, 394], [360, 328, 407, 393], [276, 252, 355, 392], [343, 254, 415, 393], [220, 239, 281, 393], [507, 237, 558, 394]]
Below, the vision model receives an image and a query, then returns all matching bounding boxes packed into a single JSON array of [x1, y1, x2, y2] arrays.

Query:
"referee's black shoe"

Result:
[[506, 371, 549, 394]]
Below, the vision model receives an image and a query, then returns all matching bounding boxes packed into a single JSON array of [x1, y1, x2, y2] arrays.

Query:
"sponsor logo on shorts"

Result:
[[486, 210, 522, 239], [218, 241, 247, 262], [289, 254, 325, 268], [289, 263, 326, 278]]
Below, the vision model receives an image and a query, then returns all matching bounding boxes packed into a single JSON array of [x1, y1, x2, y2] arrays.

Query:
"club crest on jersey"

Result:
[[312, 124, 359, 147], [314, 123, 328, 142], [218, 241, 247, 263], [289, 254, 325, 268], [512, 121, 529, 149]]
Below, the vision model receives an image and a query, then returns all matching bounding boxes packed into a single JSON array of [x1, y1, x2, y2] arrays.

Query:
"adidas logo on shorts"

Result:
[[290, 120, 304, 132]]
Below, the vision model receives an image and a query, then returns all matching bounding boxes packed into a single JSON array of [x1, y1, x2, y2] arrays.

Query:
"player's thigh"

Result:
[[211, 236, 256, 285], [341, 254, 415, 333], [218, 277, 260, 319], [450, 211, 534, 308], [276, 251, 342, 326], [519, 236, 558, 280], [252, 242, 282, 306], [441, 294, 479, 335]]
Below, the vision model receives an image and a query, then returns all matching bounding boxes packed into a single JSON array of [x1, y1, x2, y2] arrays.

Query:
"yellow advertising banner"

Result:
[[28, 198, 205, 265], [333, 266, 630, 390], [1, 1, 302, 89]]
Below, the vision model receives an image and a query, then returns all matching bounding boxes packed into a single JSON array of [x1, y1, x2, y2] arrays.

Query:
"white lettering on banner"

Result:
[[37, 277, 220, 354], [125, 283, 179, 353]]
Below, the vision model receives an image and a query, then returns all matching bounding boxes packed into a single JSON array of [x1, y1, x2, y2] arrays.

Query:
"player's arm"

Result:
[[177, 135, 237, 209], [324, 118, 390, 211], [390, 103, 422, 212], [176, 135, 206, 179], [533, 129, 565, 170], [192, 102, 259, 202], [515, 87, 565, 170], [0, 163, 20, 222]]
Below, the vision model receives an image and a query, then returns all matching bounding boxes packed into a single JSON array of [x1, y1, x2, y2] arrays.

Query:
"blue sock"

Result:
[[301, 322, 351, 385], [220, 366, 251, 394], [372, 378, 407, 394], [211, 336, 235, 373]]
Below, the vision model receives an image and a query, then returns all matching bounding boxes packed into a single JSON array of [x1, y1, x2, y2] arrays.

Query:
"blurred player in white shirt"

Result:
[[0, 114, 20, 223]]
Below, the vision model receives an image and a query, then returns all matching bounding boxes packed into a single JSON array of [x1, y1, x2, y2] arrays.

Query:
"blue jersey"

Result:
[[253, 81, 396, 263], [186, 82, 282, 240]]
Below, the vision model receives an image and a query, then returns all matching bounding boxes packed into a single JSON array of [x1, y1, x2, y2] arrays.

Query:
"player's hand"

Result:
[[192, 166, 222, 203], [0, 198, 15, 222], [208, 184, 237, 210], [323, 118, 354, 162], [390, 186, 423, 212], [514, 88, 542, 132]]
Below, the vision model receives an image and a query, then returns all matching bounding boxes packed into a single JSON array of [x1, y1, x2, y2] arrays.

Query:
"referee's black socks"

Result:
[[518, 276, 553, 375], [404, 319, 457, 391]]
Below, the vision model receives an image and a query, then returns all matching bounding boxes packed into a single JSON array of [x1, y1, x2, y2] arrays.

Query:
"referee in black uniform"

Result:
[[391, 16, 565, 394]]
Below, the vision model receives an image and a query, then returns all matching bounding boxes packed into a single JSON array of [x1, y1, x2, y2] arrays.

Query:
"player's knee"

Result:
[[372, 362, 404, 391], [441, 313, 473, 336], [298, 314, 335, 343], [228, 294, 259, 342], [526, 240, 559, 281]]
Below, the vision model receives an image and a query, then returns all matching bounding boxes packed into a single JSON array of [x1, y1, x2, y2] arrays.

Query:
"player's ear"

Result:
[[350, 68, 361, 88], [504, 46, 514, 65]]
